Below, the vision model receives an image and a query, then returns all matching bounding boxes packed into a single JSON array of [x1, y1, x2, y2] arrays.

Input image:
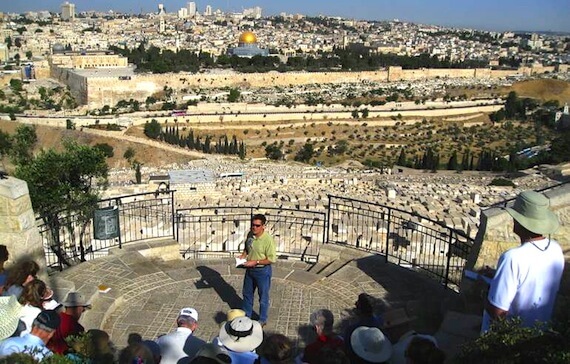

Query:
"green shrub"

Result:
[[488, 178, 515, 187], [455, 318, 570, 364]]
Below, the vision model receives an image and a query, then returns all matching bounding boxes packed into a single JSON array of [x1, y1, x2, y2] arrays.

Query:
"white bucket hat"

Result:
[[351, 326, 392, 363], [0, 295, 23, 340], [218, 316, 263, 353], [505, 190, 559, 235]]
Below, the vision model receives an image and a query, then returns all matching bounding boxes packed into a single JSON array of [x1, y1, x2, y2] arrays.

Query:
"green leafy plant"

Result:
[[455, 318, 570, 364]]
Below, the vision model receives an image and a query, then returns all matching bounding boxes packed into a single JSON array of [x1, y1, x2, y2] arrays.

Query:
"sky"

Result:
[[2, 0, 570, 33]]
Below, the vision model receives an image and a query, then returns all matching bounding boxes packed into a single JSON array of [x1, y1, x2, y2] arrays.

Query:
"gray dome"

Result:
[[52, 43, 65, 53]]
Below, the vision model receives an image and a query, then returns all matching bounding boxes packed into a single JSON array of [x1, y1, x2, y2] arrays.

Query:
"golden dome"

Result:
[[239, 31, 257, 44]]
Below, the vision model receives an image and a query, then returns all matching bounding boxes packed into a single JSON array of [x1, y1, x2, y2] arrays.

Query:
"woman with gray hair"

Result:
[[300, 309, 345, 364]]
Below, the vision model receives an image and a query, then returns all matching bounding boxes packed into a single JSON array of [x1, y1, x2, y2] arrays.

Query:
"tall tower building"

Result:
[[61, 1, 75, 21], [158, 3, 165, 15], [187, 2, 197, 17], [204, 5, 212, 16]]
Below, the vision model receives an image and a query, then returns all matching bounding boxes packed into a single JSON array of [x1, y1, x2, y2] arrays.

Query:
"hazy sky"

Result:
[[3, 0, 570, 32]]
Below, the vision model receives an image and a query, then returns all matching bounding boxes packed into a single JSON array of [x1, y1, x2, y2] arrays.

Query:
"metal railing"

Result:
[[176, 206, 326, 262], [37, 190, 175, 271], [327, 195, 474, 290], [38, 190, 474, 290]]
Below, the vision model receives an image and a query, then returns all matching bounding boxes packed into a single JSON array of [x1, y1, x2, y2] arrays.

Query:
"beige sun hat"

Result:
[[505, 190, 559, 235], [226, 308, 246, 322], [218, 316, 263, 353], [0, 295, 23, 340]]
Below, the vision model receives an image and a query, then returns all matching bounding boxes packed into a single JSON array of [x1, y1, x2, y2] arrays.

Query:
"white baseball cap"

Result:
[[179, 307, 199, 322]]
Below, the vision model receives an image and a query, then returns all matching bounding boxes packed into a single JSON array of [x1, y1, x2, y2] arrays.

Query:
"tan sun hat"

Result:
[[505, 190, 559, 235], [0, 295, 23, 340], [226, 308, 246, 322]]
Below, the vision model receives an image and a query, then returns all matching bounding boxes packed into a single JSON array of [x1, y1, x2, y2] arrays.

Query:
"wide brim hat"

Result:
[[61, 292, 92, 309], [0, 295, 23, 340], [218, 316, 263, 353], [505, 190, 559, 235], [351, 326, 392, 363]]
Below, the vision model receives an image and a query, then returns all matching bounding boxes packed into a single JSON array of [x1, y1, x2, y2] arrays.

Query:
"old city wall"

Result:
[[51, 66, 88, 105], [81, 67, 534, 108]]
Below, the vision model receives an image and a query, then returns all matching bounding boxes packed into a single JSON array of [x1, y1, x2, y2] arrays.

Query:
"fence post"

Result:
[[326, 195, 332, 245], [116, 197, 122, 250], [385, 208, 392, 263], [171, 191, 176, 240], [444, 229, 454, 289]]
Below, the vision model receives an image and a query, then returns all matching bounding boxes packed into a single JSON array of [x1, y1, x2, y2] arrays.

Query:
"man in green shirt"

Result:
[[239, 214, 276, 326]]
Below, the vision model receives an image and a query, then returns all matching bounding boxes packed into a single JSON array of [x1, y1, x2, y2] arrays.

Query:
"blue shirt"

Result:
[[0, 333, 53, 361]]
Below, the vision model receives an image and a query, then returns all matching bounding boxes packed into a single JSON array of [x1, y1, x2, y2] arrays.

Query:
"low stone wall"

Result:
[[0, 177, 47, 277]]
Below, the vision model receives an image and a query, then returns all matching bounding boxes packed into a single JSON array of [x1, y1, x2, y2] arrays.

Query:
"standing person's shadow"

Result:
[[195, 265, 246, 324]]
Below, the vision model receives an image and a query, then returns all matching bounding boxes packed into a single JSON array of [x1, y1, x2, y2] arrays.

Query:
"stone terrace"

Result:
[[49, 240, 470, 355]]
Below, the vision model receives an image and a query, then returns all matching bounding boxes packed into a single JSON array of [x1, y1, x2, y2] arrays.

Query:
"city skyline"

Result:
[[1, 0, 569, 33]]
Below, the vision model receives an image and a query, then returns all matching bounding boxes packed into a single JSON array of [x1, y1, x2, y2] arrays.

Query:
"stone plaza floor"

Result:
[[50, 242, 457, 351]]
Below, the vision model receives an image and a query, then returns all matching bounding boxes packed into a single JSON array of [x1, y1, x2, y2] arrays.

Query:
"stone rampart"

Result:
[[74, 66, 543, 108]]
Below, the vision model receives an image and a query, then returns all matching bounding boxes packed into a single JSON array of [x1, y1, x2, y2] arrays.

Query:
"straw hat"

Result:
[[351, 326, 392, 363], [0, 295, 23, 340], [505, 190, 559, 235], [226, 308, 246, 322], [218, 316, 263, 353]]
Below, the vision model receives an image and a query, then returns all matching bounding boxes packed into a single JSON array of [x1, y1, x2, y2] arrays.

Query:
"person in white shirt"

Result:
[[0, 309, 60, 361], [482, 190, 564, 333], [156, 307, 206, 364]]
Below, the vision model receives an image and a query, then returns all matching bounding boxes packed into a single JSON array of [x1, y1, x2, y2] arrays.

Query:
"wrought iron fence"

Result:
[[327, 195, 474, 290], [38, 190, 474, 290], [176, 206, 326, 262], [37, 190, 175, 271]]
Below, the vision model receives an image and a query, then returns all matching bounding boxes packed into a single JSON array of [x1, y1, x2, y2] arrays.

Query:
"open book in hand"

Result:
[[235, 256, 247, 267]]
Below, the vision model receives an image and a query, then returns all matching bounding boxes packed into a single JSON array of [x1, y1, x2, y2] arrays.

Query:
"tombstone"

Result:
[[471, 193, 481, 204]]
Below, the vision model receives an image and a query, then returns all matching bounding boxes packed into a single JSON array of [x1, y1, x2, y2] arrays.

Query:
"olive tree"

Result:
[[14, 140, 108, 267]]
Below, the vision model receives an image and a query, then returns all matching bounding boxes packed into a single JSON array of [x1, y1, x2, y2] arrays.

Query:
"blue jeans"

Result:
[[242, 265, 272, 323]]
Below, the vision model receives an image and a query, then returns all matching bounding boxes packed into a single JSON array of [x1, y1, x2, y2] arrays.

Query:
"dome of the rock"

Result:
[[239, 31, 257, 44]]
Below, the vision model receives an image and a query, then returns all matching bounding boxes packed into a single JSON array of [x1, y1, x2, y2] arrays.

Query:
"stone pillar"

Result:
[[0, 176, 46, 272]]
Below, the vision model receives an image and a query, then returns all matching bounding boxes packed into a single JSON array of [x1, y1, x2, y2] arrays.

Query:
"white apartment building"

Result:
[[61, 1, 75, 21], [187, 2, 197, 17]]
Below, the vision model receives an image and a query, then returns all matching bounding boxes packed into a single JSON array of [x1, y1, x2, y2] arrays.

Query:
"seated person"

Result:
[[301, 309, 345, 364], [403, 336, 445, 364], [347, 326, 392, 364], [257, 333, 295, 364], [344, 293, 383, 343], [216, 316, 263, 364]]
